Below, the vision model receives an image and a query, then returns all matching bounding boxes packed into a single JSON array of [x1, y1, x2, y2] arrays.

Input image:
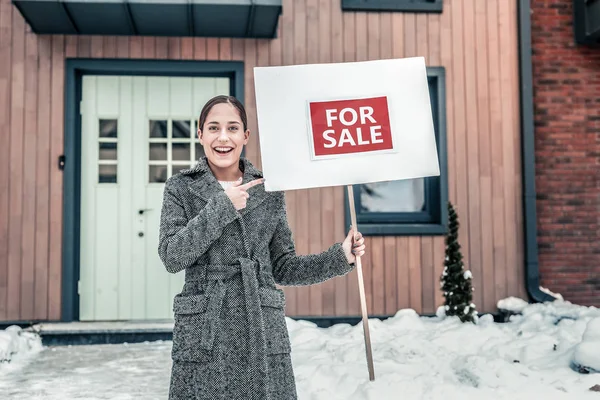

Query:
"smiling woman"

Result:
[[158, 94, 367, 400], [197, 96, 250, 182]]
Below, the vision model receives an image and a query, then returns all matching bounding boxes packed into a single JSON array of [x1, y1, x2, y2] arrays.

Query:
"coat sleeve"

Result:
[[158, 177, 239, 273], [268, 193, 354, 286]]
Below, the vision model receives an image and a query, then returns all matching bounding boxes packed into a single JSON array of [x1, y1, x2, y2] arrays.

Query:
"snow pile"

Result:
[[287, 298, 600, 399], [497, 297, 529, 313], [572, 317, 600, 374], [0, 325, 43, 364]]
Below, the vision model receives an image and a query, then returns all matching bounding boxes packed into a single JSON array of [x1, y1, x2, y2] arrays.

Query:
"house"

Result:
[[0, 0, 597, 327]]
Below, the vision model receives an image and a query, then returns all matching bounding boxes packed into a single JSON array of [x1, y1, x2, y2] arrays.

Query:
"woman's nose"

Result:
[[217, 128, 228, 141]]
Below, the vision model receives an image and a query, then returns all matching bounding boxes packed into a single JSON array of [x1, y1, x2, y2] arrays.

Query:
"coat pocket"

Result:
[[171, 294, 214, 362], [259, 287, 292, 355]]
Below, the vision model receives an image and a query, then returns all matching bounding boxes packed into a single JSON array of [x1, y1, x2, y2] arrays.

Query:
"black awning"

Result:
[[11, 0, 282, 38]]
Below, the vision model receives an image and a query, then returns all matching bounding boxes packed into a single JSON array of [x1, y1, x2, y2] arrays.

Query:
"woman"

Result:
[[158, 95, 366, 400]]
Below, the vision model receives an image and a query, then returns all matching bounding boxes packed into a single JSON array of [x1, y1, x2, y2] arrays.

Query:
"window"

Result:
[[98, 119, 118, 183], [148, 119, 205, 183], [574, 0, 600, 45], [345, 67, 448, 236], [341, 0, 443, 13]]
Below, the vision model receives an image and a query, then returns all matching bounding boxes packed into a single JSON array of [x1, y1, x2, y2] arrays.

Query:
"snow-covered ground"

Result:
[[1, 298, 599, 399]]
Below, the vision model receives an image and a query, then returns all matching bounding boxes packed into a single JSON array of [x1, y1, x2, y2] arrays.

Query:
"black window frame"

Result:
[[341, 0, 443, 13], [344, 66, 448, 236]]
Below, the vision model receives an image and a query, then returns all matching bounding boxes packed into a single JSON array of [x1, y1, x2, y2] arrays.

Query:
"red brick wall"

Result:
[[531, 0, 600, 306]]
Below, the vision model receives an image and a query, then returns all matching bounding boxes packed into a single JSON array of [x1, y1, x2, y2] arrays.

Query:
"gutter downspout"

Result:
[[517, 0, 557, 303]]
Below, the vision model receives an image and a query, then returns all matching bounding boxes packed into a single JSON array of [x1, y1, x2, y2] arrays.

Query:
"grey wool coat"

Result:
[[158, 156, 355, 400]]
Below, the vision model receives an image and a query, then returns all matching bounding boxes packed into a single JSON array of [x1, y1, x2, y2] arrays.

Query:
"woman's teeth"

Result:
[[215, 147, 233, 154]]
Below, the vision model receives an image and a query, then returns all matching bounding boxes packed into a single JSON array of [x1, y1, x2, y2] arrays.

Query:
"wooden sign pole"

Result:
[[346, 184, 375, 381]]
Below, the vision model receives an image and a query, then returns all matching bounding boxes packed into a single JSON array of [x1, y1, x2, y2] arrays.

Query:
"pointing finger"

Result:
[[239, 178, 265, 190]]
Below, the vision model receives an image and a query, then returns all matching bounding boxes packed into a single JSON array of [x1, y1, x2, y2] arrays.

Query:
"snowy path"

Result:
[[1, 299, 600, 399], [0, 341, 172, 400]]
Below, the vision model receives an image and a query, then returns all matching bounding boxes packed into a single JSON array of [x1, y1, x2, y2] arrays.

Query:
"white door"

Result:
[[79, 75, 229, 321]]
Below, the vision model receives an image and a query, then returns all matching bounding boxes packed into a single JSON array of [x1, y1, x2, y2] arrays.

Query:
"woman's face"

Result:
[[198, 102, 249, 172]]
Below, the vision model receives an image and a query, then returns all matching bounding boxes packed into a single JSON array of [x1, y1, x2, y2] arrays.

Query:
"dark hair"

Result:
[[198, 95, 248, 132]]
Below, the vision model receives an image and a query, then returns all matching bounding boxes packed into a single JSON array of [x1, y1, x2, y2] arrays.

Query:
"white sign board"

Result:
[[253, 57, 440, 192]]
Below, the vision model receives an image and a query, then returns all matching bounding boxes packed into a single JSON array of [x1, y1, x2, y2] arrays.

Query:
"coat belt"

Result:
[[202, 257, 269, 400]]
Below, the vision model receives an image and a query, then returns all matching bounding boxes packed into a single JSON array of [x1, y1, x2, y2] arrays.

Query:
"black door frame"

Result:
[[62, 59, 245, 322]]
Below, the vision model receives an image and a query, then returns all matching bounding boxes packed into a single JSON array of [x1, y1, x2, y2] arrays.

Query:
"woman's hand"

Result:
[[224, 177, 265, 210], [342, 227, 366, 264]]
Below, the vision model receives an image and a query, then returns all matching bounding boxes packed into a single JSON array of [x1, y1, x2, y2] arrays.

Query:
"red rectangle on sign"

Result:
[[309, 96, 393, 157]]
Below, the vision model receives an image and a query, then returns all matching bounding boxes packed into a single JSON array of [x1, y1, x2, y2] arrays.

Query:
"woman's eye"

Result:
[[229, 126, 238, 131], [208, 126, 218, 131]]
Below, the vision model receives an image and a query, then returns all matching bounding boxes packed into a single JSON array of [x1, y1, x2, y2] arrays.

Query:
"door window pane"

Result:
[[99, 119, 118, 138], [149, 120, 168, 138], [360, 179, 425, 213], [99, 142, 117, 161], [99, 164, 117, 184], [149, 165, 167, 183], [149, 143, 168, 161], [172, 120, 191, 139], [172, 143, 191, 161]]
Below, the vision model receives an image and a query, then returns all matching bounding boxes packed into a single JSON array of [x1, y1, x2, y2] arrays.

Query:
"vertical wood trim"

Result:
[[420, 237, 434, 313], [219, 39, 232, 61], [279, 0, 297, 316], [181, 38, 193, 60], [168, 37, 181, 60], [78, 36, 91, 57], [499, 0, 518, 298], [463, 0, 483, 308], [7, 6, 25, 320], [193, 37, 206, 60], [380, 11, 396, 316], [488, 0, 507, 301], [342, 4, 358, 317], [417, 12, 434, 314], [403, 12, 422, 313], [231, 39, 244, 61], [243, 39, 258, 163], [509, 0, 526, 300], [292, 0, 311, 317], [91, 36, 102, 58], [396, 237, 409, 310], [440, 0, 454, 204], [206, 39, 219, 60], [366, 11, 383, 316], [475, 0, 495, 312], [255, 40, 268, 169], [451, 0, 471, 275], [428, 11, 443, 311], [142, 37, 155, 58], [129, 37, 142, 58], [116, 36, 129, 58], [49, 36, 68, 321], [318, 0, 336, 317], [155, 37, 168, 59], [0, 0, 13, 320], [103, 36, 117, 58], [21, 29, 40, 320]]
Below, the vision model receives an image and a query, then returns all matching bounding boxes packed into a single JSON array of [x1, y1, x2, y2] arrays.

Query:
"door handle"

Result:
[[138, 208, 153, 215]]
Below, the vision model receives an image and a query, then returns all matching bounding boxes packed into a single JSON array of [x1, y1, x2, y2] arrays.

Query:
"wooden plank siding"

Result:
[[0, 0, 525, 322]]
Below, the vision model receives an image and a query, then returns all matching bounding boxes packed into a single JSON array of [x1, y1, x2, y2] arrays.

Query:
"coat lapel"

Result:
[[180, 156, 269, 215], [239, 158, 268, 216]]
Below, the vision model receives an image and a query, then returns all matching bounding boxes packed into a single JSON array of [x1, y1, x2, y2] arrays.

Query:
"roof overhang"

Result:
[[574, 0, 600, 45], [11, 0, 282, 38]]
